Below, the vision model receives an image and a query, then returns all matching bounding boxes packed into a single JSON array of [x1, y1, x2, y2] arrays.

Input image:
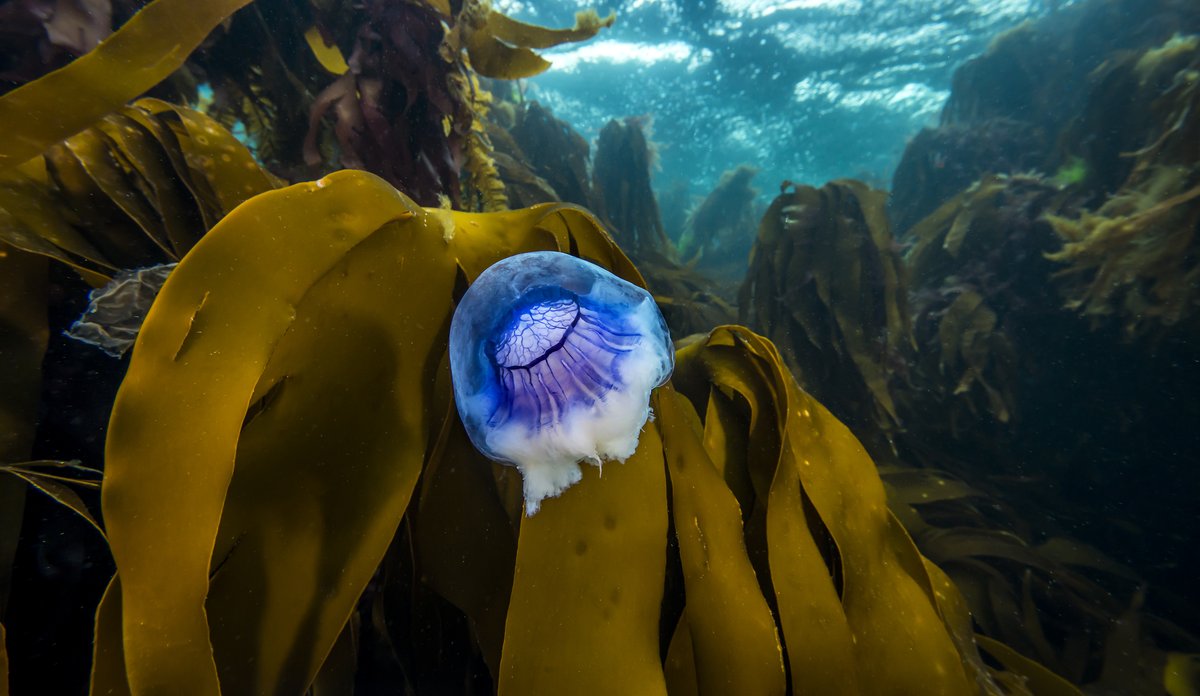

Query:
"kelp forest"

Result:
[[0, 0, 1198, 694]]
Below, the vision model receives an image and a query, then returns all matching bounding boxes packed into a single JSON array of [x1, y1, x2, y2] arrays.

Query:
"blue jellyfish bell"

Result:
[[449, 251, 674, 515]]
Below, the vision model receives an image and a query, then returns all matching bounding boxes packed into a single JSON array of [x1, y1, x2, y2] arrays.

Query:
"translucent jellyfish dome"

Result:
[[449, 251, 674, 515]]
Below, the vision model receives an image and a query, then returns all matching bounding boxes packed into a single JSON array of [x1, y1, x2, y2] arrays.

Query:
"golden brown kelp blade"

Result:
[[0, 100, 277, 284], [671, 326, 1080, 695], [498, 415, 668, 695], [0, 0, 255, 171], [462, 9, 616, 80], [655, 385, 786, 696], [1, 621, 8, 696], [0, 461, 104, 541]]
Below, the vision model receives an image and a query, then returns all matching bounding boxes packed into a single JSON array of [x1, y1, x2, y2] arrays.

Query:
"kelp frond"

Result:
[[1046, 178, 1200, 339], [0, 100, 277, 284], [457, 71, 510, 212], [739, 179, 912, 451]]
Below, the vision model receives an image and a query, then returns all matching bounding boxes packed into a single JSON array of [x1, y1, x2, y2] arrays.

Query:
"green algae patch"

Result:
[[0, 0, 255, 171]]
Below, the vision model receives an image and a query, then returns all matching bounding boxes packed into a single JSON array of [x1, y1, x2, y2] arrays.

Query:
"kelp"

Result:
[[640, 263, 737, 339], [186, 0, 338, 174], [670, 327, 1077, 695], [1045, 37, 1200, 340], [86, 168, 1072, 694], [891, 0, 1200, 237], [486, 126, 561, 209], [880, 465, 1200, 693], [1, 621, 6, 696], [456, 6, 615, 81], [586, 113, 732, 338], [939, 0, 1198, 143], [1057, 34, 1200, 197], [507, 101, 595, 209], [739, 180, 911, 453], [0, 244, 47, 696], [459, 75, 509, 212], [0, 0, 255, 171], [0, 99, 277, 285], [895, 172, 1200, 686], [95, 169, 647, 695], [0, 460, 104, 540], [1046, 178, 1200, 339], [593, 116, 673, 259], [678, 165, 759, 284], [302, 0, 470, 207], [904, 174, 1068, 432]]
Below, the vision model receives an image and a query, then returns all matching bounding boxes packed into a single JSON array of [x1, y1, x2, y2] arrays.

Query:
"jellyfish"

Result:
[[449, 251, 674, 515]]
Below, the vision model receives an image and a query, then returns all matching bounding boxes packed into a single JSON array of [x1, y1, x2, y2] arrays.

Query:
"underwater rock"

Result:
[[888, 119, 1045, 236], [65, 263, 175, 358], [449, 251, 673, 515], [890, 0, 1200, 233], [941, 0, 1199, 137]]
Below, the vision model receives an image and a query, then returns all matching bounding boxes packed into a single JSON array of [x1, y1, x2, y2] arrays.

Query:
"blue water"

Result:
[[500, 0, 1070, 202]]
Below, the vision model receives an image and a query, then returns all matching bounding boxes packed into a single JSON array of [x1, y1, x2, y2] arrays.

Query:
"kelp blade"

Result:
[[655, 386, 786, 696], [202, 191, 458, 694], [102, 171, 423, 696], [672, 327, 1080, 695], [1, 621, 8, 696], [0, 0, 255, 171], [498, 424, 668, 695]]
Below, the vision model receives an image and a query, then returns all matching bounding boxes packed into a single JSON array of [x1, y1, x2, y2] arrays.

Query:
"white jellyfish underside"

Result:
[[449, 251, 674, 515]]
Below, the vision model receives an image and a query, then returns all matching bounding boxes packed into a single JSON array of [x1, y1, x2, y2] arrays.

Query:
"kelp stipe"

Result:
[[449, 251, 673, 515]]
